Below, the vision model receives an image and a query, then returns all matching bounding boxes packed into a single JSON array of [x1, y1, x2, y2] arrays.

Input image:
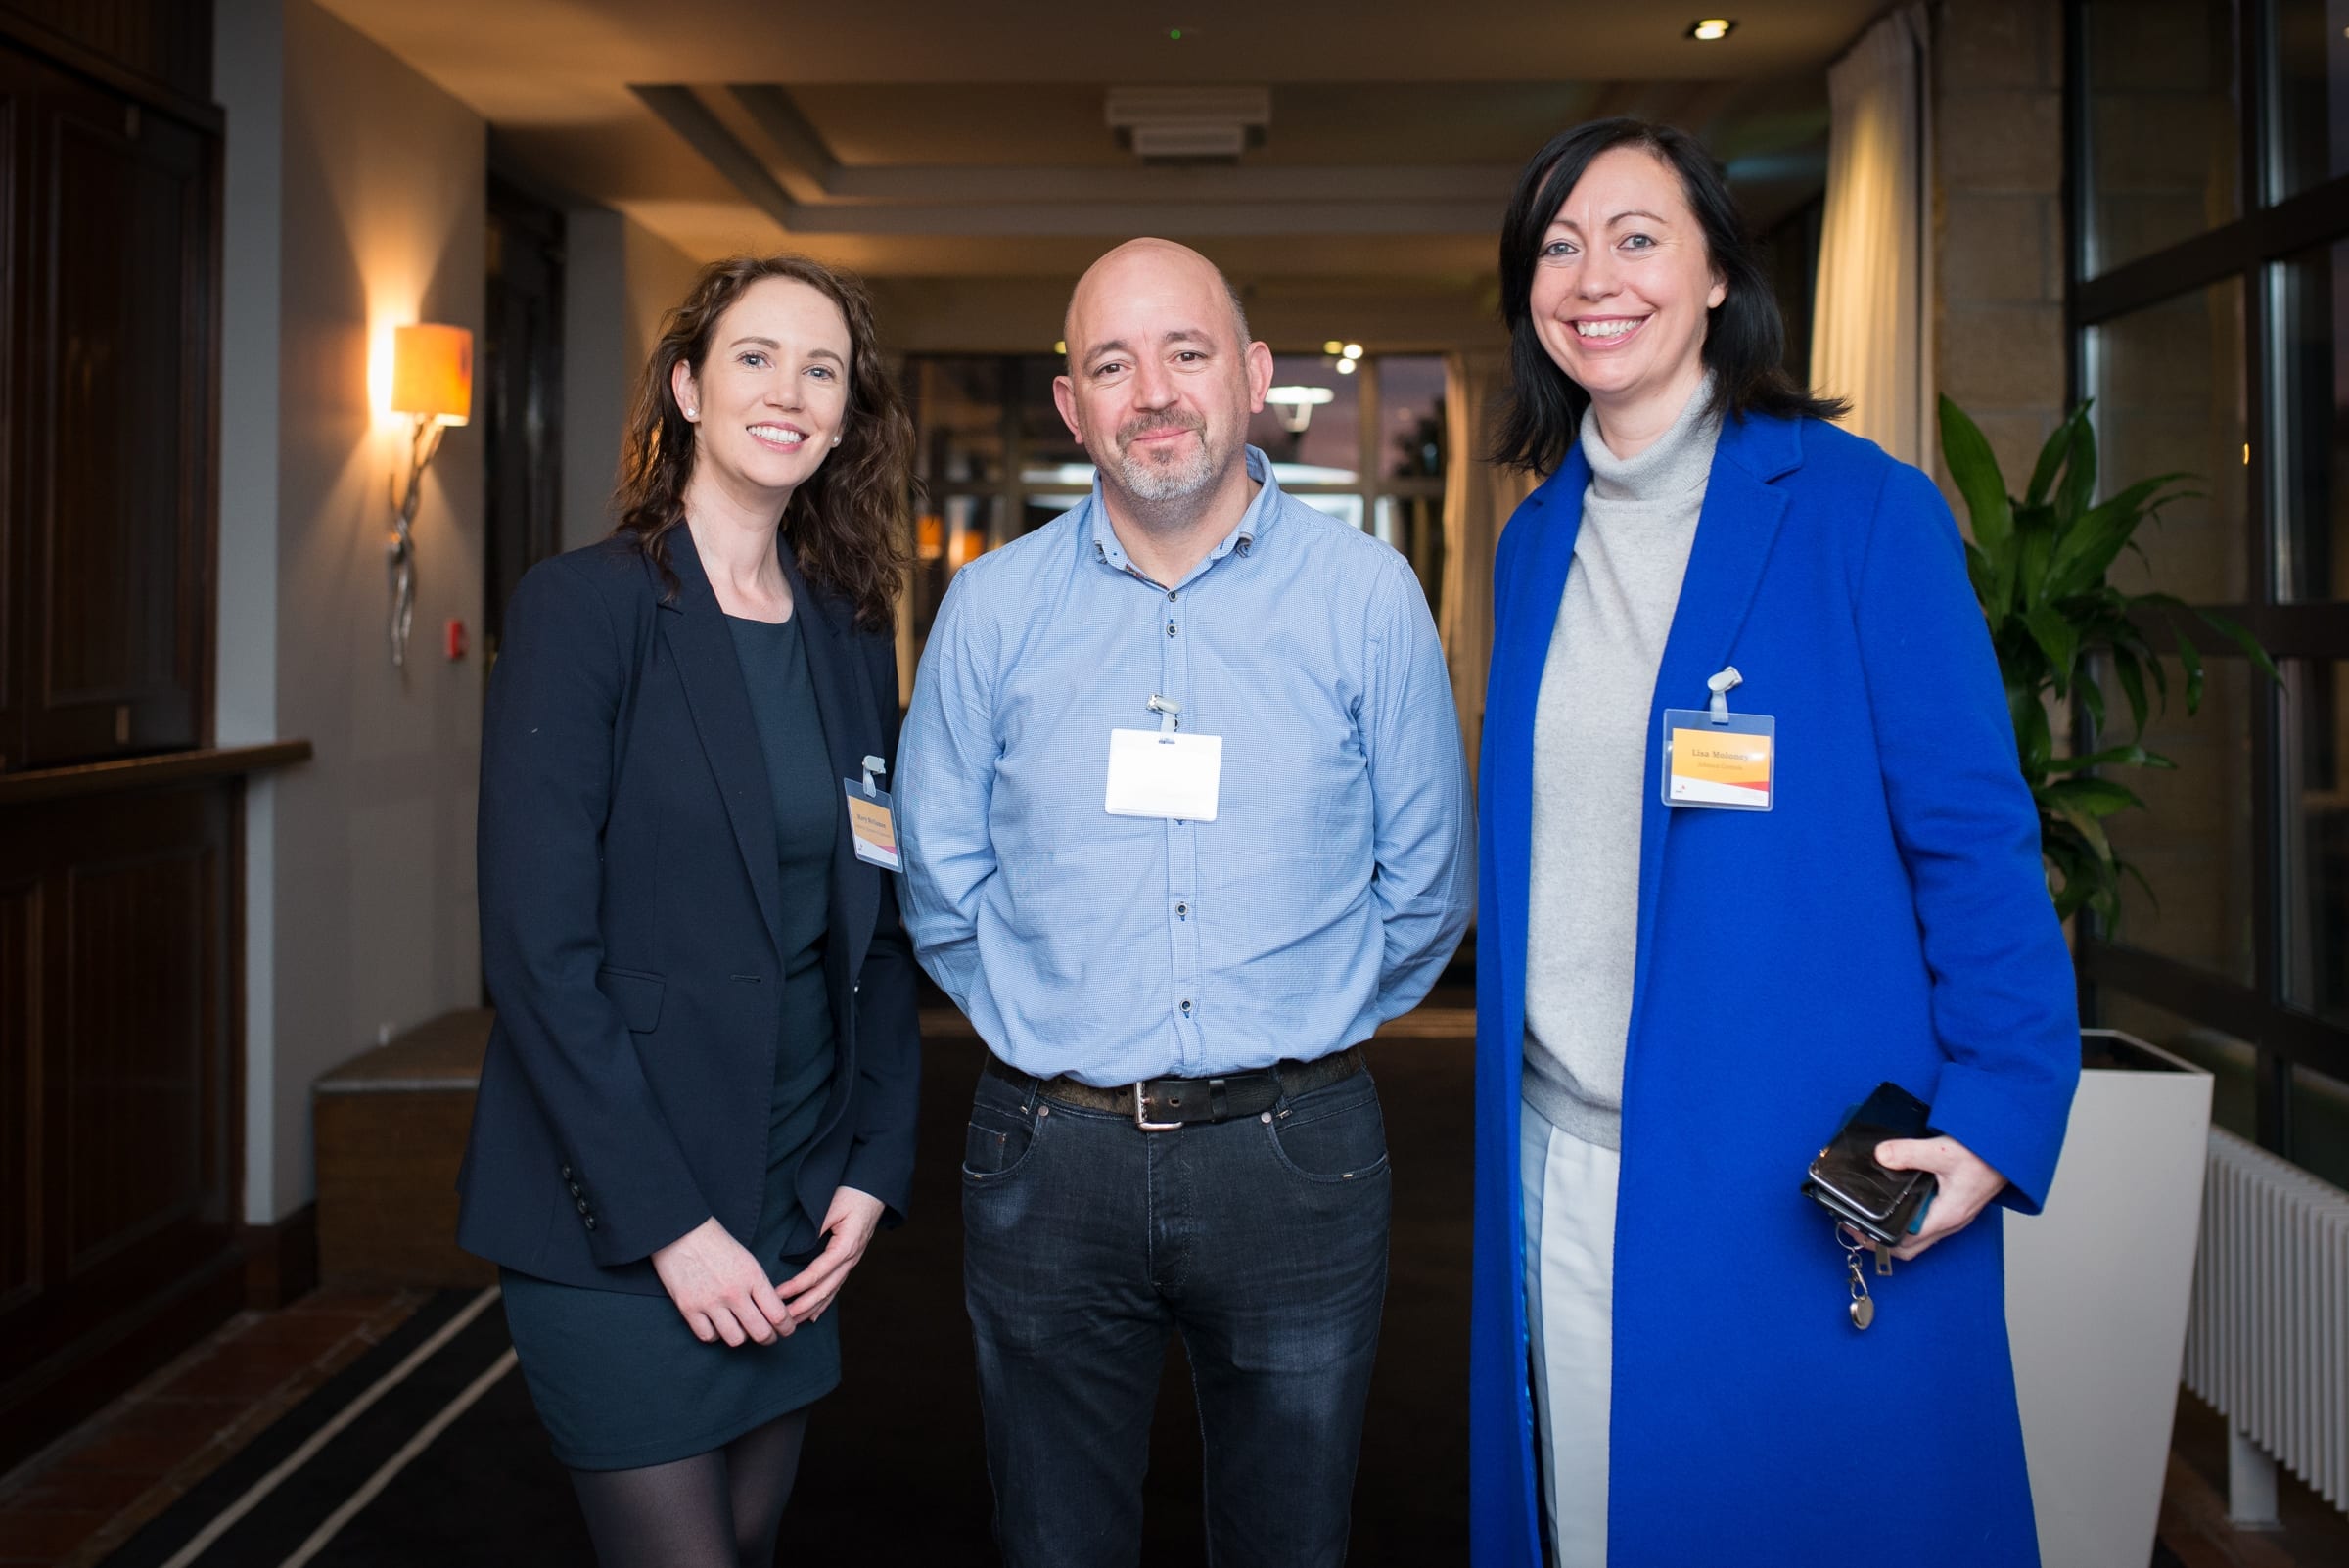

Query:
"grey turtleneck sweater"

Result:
[[1522, 379, 1723, 1150]]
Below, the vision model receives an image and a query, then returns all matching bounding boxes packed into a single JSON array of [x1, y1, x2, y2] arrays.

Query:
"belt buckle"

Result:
[[1133, 1082, 1182, 1132]]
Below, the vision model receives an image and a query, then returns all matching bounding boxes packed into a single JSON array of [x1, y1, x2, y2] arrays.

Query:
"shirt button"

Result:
[[1167, 589, 1178, 602], [1167, 622, 1177, 637], [1179, 999, 1193, 1015], [1175, 901, 1189, 918]]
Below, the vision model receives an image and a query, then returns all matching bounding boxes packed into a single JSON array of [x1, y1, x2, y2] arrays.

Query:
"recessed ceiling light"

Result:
[[1341, 343, 1364, 359], [1054, 339, 1067, 354], [1322, 339, 1345, 355], [1689, 18, 1735, 41], [1334, 358, 1358, 375]]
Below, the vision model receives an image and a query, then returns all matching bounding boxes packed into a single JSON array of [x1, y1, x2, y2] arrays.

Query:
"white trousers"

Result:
[[1519, 1097, 1621, 1568]]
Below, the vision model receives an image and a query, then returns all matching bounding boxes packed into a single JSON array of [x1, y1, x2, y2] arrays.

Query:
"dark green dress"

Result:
[[502, 609, 843, 1471]]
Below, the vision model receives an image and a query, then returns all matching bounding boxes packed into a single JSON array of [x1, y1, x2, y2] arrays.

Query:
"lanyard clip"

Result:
[[1706, 667, 1743, 725], [1147, 694, 1180, 735], [859, 754, 886, 797]]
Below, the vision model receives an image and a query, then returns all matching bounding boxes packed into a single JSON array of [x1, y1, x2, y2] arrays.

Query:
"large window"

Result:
[[901, 352, 1449, 659], [2071, 0, 2349, 1172]]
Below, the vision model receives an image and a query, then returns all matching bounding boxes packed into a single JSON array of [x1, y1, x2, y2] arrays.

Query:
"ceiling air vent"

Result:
[[1105, 86, 1269, 164]]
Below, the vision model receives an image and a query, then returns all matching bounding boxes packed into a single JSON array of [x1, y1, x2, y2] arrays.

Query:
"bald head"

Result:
[[1051, 237, 1273, 527], [1063, 238, 1251, 372]]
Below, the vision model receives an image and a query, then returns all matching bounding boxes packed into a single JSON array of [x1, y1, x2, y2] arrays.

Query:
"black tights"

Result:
[[567, 1409, 808, 1568]]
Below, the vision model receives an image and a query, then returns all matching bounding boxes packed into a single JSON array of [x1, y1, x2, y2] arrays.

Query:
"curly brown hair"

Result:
[[612, 254, 914, 629]]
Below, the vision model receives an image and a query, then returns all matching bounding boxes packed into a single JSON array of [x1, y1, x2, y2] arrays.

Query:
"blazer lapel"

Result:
[[657, 530, 786, 962], [1628, 412, 1801, 1013], [780, 550, 881, 988]]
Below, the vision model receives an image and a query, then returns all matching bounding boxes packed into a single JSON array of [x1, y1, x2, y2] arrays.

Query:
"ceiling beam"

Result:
[[785, 200, 1503, 237], [632, 84, 799, 232], [725, 85, 840, 204], [823, 163, 1517, 205]]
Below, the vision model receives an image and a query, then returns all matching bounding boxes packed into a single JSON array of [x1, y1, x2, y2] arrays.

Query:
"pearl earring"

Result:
[[831, 436, 841, 446]]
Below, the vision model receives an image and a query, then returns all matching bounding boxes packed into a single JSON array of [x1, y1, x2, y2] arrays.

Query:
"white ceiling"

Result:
[[316, 0, 1877, 280]]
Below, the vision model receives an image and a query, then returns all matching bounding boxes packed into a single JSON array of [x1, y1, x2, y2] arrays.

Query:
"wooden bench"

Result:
[[312, 1009, 495, 1288]]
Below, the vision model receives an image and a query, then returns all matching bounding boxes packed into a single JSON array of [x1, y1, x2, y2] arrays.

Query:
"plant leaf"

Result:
[[2022, 605, 2079, 693], [2176, 631, 2204, 714], [2194, 607, 2282, 684], [2025, 404, 2089, 510], [2057, 405, 2099, 526], [1939, 395, 2015, 552], [2049, 744, 2176, 771], [2111, 647, 2150, 736], [2042, 776, 2149, 817], [2046, 475, 2194, 598]]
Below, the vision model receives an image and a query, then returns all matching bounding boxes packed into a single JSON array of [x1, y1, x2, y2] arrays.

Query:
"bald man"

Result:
[[898, 239, 1472, 1566]]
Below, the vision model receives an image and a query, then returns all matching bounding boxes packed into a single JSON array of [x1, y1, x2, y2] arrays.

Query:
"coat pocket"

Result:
[[593, 965, 666, 1033]]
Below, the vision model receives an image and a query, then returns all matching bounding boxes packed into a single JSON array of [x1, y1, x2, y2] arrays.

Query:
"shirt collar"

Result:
[[1086, 445, 1281, 584]]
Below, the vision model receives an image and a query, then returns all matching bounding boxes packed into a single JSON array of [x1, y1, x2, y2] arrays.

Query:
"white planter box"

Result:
[[2004, 1030, 2213, 1568]]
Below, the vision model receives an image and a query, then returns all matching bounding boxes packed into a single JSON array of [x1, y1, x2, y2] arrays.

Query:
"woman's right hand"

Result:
[[650, 1217, 793, 1346]]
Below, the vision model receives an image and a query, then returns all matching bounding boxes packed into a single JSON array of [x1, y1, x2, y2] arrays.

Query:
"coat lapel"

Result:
[[780, 549, 881, 988], [656, 530, 786, 962], [1626, 412, 1802, 1018]]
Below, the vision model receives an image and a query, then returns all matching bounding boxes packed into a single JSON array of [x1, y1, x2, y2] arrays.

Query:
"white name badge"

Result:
[[842, 780, 901, 869], [1105, 728, 1222, 821]]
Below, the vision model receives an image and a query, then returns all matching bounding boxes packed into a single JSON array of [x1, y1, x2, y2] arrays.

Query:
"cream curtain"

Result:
[[1440, 348, 1536, 791], [1811, 2, 1934, 468]]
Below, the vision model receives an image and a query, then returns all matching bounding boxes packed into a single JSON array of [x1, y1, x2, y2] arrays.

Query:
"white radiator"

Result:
[[2182, 1127, 2349, 1512]]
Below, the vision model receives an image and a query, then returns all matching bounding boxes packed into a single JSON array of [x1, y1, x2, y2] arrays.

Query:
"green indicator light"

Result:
[[1169, 28, 1182, 40]]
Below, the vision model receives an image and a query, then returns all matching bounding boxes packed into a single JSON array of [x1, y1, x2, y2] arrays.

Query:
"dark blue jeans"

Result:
[[961, 1058, 1393, 1568]]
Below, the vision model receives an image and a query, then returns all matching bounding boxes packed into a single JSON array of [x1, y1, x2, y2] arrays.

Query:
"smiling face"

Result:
[[1053, 240, 1272, 517], [671, 275, 852, 511], [1528, 145, 1727, 440]]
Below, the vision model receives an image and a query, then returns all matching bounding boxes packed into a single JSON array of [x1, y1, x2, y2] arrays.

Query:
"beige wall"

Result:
[[220, 0, 488, 1221], [1931, 0, 2068, 505]]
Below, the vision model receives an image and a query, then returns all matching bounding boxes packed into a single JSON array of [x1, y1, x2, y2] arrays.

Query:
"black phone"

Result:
[[1801, 1081, 1937, 1247]]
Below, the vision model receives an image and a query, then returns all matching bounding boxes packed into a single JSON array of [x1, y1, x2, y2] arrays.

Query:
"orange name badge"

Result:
[[844, 755, 901, 870], [1662, 709, 1775, 811]]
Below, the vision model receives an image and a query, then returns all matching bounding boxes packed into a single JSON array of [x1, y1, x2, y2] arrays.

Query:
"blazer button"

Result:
[[560, 1165, 574, 1179], [584, 1216, 597, 1231], [576, 1197, 590, 1214], [568, 1182, 582, 1197]]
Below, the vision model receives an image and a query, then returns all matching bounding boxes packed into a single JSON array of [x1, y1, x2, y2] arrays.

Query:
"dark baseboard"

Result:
[[242, 1202, 320, 1309]]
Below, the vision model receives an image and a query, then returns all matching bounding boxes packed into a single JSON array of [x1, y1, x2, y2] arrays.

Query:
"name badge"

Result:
[[1105, 729, 1222, 821], [843, 779, 900, 869], [1661, 709, 1775, 811]]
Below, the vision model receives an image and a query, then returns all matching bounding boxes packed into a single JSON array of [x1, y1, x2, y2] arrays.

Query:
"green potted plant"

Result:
[[1938, 396, 2276, 926], [1937, 394, 2276, 1568]]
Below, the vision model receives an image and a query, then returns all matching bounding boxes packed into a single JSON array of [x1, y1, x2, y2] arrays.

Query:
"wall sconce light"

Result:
[[386, 323, 473, 668], [1265, 384, 1336, 436]]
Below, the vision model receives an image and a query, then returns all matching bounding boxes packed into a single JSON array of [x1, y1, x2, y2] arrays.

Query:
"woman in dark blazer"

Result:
[[457, 254, 920, 1568]]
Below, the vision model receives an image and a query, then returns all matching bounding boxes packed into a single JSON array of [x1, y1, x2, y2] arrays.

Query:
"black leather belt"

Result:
[[984, 1046, 1367, 1130]]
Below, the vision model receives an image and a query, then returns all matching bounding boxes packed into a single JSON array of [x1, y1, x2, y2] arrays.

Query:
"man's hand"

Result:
[[650, 1216, 794, 1346], [1866, 1135, 2009, 1262], [772, 1187, 888, 1324]]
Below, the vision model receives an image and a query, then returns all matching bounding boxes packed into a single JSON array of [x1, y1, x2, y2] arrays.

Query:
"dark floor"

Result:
[[3, 1005, 2344, 1566]]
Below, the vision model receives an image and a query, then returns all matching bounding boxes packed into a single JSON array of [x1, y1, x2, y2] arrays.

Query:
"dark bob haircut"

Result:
[[1491, 117, 1847, 475]]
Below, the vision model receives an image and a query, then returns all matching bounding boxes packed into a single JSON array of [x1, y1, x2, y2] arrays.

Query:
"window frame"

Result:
[[2066, 0, 2349, 1162]]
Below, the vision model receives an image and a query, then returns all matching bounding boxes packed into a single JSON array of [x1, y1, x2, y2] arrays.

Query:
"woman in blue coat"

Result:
[[1468, 119, 2080, 1567]]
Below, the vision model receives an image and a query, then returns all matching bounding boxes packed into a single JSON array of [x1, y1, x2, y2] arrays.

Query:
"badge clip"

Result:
[[1147, 694, 1180, 735], [1707, 667, 1743, 725], [859, 754, 886, 798]]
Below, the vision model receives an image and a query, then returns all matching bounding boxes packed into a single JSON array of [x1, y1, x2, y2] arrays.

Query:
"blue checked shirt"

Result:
[[898, 447, 1473, 1086]]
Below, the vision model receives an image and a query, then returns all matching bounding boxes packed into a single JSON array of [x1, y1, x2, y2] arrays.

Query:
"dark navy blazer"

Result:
[[457, 529, 920, 1294]]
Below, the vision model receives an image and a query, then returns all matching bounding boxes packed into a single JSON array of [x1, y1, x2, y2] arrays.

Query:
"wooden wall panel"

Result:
[[63, 846, 212, 1270], [0, 876, 35, 1314], [0, 50, 20, 771], [21, 60, 206, 765], [0, 0, 210, 105], [0, 783, 238, 1463]]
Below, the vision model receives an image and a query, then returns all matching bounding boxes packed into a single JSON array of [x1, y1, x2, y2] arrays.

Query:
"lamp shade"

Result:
[[391, 323, 474, 425]]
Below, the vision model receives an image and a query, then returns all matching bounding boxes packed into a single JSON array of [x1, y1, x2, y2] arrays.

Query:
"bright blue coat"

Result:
[[1468, 411, 2080, 1567]]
